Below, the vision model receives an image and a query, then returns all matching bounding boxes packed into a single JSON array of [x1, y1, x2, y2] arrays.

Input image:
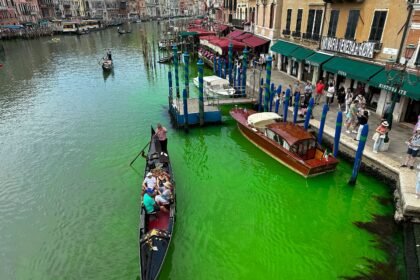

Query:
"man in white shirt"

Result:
[[142, 172, 157, 195]]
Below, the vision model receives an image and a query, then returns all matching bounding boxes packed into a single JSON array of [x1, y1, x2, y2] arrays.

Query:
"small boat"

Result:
[[230, 108, 338, 177], [117, 27, 131, 35], [139, 127, 175, 280], [158, 55, 173, 64], [193, 75, 236, 98]]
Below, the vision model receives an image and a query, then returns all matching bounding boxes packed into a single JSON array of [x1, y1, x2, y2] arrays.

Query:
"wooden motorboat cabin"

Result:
[[231, 108, 338, 177]]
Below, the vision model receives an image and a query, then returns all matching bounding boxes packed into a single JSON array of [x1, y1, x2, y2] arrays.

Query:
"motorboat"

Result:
[[139, 127, 176, 280], [230, 108, 338, 177], [193, 75, 235, 98]]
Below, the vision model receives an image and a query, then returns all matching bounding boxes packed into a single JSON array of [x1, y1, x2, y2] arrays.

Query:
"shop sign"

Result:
[[378, 83, 407, 95], [321, 37, 375, 58], [337, 70, 347, 77]]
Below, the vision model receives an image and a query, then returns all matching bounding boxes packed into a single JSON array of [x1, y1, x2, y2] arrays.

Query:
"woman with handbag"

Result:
[[372, 121, 389, 153], [401, 128, 420, 169]]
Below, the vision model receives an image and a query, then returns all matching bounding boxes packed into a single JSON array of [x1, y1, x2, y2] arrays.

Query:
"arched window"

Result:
[[233, 0, 237, 12]]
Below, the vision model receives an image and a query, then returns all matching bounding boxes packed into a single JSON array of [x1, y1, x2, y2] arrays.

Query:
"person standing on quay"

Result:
[[315, 80, 325, 105], [401, 128, 420, 169], [156, 123, 168, 153]]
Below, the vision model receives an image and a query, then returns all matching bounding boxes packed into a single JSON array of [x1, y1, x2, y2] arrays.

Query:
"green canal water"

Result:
[[0, 22, 405, 279]]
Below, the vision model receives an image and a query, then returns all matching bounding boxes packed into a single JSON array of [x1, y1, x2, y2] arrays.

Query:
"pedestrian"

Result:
[[355, 110, 369, 141], [315, 80, 325, 105], [413, 115, 420, 133], [304, 82, 313, 106], [345, 100, 359, 134], [326, 82, 335, 107], [337, 86, 346, 111], [355, 93, 366, 107], [372, 121, 389, 153], [401, 128, 420, 169], [156, 123, 168, 154], [345, 88, 354, 114]]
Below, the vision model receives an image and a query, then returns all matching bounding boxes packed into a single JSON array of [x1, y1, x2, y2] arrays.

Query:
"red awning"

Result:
[[218, 24, 229, 32], [208, 38, 246, 54], [188, 28, 216, 37], [226, 30, 245, 39], [243, 35, 270, 48], [235, 32, 253, 41]]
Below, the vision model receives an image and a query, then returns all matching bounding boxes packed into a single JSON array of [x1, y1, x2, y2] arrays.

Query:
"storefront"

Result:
[[368, 69, 420, 123], [304, 52, 334, 86], [270, 40, 299, 75], [288, 47, 315, 81]]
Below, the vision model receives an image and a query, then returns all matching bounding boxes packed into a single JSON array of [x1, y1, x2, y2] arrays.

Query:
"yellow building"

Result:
[[271, 0, 419, 124], [254, 0, 282, 42]]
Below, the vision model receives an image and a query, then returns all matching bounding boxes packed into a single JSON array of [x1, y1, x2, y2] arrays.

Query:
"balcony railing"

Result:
[[282, 29, 290, 36], [303, 32, 320, 41], [369, 41, 383, 52], [292, 31, 301, 38]]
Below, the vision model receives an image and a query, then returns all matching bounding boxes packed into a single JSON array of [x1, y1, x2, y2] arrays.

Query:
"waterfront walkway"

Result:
[[246, 67, 420, 219]]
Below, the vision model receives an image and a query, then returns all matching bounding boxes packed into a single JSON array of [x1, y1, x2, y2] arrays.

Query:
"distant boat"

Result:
[[117, 26, 131, 35], [102, 51, 113, 71], [230, 108, 339, 177], [193, 75, 235, 98], [158, 55, 173, 64]]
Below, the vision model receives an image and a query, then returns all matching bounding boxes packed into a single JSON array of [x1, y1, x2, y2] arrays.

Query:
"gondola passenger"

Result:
[[143, 192, 158, 214], [142, 172, 157, 195]]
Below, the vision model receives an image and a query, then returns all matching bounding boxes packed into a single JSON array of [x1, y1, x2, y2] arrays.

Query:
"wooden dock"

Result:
[[169, 98, 222, 128], [204, 97, 257, 106]]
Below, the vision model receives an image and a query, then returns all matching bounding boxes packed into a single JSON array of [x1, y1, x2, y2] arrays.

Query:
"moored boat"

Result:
[[139, 128, 175, 280], [158, 55, 173, 64], [193, 75, 235, 98], [230, 108, 338, 177]]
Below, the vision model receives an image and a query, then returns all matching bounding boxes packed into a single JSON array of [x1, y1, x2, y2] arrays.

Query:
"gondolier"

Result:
[[156, 123, 168, 153]]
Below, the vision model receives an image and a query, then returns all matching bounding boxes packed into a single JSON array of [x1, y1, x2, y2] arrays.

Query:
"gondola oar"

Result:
[[129, 141, 151, 166]]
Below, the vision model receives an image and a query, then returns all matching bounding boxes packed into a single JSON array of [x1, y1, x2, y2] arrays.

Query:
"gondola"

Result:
[[102, 59, 113, 71], [139, 127, 175, 280], [158, 55, 173, 64]]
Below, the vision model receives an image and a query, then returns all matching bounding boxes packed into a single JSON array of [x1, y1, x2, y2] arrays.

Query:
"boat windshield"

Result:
[[290, 139, 317, 159]]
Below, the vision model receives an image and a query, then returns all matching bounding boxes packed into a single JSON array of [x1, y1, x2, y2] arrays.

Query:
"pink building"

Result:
[[14, 0, 41, 23], [0, 0, 18, 25]]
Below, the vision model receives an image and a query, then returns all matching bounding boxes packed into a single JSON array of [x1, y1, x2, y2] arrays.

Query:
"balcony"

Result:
[[291, 31, 301, 38], [303, 32, 320, 41], [282, 29, 290, 36], [369, 41, 383, 52]]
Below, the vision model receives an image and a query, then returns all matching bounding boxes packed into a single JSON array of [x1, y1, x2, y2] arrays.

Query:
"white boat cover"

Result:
[[247, 112, 281, 128]]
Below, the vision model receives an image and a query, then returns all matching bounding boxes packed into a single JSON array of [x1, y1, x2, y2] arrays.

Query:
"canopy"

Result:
[[322, 56, 383, 83], [243, 35, 269, 48], [270, 40, 300, 56], [209, 38, 246, 55], [227, 30, 245, 39], [187, 28, 216, 37], [179, 31, 198, 38], [235, 32, 253, 41], [368, 69, 420, 100], [305, 52, 333, 66], [1, 25, 24, 29], [290, 47, 315, 62], [247, 112, 281, 127]]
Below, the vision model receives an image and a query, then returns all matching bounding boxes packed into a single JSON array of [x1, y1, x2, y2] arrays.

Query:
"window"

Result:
[[369, 11, 387, 41], [327, 10, 339, 37], [285, 9, 292, 31], [345, 10, 360, 39], [296, 9, 302, 33], [269, 4, 275, 28], [306, 9, 323, 38]]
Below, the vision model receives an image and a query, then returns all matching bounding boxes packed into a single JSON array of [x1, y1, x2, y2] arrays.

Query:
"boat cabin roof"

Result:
[[247, 112, 281, 128], [266, 122, 314, 146], [203, 75, 229, 85]]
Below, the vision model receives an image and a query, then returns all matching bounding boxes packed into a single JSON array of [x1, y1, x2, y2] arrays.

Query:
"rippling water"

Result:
[[0, 22, 404, 279]]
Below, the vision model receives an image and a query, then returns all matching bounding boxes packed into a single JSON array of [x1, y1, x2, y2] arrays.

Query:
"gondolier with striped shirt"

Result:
[[156, 123, 168, 154]]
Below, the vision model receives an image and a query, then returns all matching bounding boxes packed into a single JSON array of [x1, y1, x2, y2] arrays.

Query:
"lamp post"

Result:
[[384, 44, 418, 136]]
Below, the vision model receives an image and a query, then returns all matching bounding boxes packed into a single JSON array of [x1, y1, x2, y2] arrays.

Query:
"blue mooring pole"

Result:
[[173, 45, 180, 98], [304, 98, 315, 130], [228, 43, 233, 85], [269, 83, 275, 112], [213, 56, 217, 74], [264, 56, 272, 111], [198, 59, 204, 126], [218, 58, 222, 77], [348, 125, 369, 186], [168, 71, 173, 106], [293, 92, 300, 124], [317, 104, 329, 145], [183, 88, 189, 132], [242, 48, 249, 96], [258, 77, 263, 112], [184, 52, 189, 98], [233, 63, 237, 88], [333, 111, 343, 158], [283, 89, 290, 122]]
